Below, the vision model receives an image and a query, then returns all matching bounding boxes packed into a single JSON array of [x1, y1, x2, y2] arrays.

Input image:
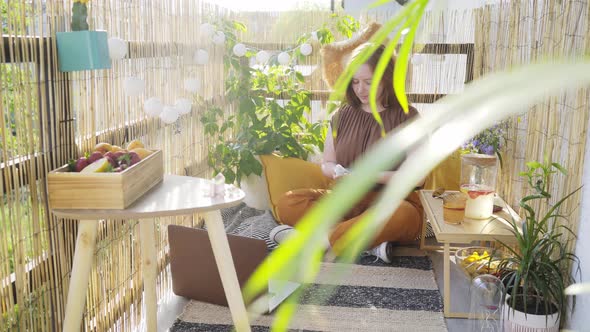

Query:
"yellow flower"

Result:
[[74, 0, 90, 4]]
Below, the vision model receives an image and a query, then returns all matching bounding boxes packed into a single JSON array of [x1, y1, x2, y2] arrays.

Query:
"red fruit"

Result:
[[104, 156, 117, 167], [113, 151, 126, 161], [88, 151, 103, 163], [75, 157, 90, 172], [104, 151, 115, 160], [128, 152, 141, 165]]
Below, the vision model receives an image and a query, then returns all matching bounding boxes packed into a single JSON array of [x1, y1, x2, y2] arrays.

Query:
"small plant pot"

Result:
[[502, 295, 559, 332], [56, 30, 111, 72]]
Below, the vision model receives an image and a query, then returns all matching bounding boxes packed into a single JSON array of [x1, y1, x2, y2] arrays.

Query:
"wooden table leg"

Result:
[[139, 219, 158, 332], [443, 242, 451, 318], [204, 210, 251, 332], [62, 220, 98, 332], [420, 214, 427, 250]]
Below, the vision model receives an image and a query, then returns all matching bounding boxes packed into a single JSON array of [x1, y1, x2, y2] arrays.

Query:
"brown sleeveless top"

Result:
[[331, 104, 419, 169]]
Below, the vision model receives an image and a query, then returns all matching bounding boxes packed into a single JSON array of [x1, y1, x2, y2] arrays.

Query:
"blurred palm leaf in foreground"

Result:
[[241, 1, 590, 330]]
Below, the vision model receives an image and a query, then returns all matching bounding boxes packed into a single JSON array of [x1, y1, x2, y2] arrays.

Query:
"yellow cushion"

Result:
[[259, 154, 332, 221], [424, 149, 462, 191]]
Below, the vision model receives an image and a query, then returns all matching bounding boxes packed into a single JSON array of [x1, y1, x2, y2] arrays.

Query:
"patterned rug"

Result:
[[170, 247, 447, 332]]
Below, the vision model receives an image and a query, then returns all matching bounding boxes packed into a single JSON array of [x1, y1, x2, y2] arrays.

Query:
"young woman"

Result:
[[271, 43, 424, 263]]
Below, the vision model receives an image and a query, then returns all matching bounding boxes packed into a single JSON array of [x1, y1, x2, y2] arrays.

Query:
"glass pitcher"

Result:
[[460, 154, 498, 219]]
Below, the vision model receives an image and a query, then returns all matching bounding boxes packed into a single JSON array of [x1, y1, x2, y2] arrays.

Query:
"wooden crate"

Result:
[[47, 150, 164, 210]]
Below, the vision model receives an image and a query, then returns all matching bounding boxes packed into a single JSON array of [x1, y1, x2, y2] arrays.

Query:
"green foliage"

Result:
[[200, 16, 359, 184], [497, 159, 581, 320], [1, 1, 33, 34], [1, 304, 19, 332], [71, 2, 89, 31]]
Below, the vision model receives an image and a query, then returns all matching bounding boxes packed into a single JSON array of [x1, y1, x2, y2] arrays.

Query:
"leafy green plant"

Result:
[[239, 0, 590, 329], [200, 17, 359, 184], [496, 159, 581, 322]]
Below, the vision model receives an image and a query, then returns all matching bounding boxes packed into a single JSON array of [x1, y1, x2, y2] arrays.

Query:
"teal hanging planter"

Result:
[[56, 30, 111, 72]]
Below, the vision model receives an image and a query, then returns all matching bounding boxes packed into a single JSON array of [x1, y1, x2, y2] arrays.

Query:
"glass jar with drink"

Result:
[[460, 154, 498, 219]]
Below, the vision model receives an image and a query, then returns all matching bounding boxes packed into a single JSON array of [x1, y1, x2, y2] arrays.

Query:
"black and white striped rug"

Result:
[[170, 248, 447, 332]]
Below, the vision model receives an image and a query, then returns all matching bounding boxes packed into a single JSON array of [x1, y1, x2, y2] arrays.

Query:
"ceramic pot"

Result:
[[56, 30, 111, 72]]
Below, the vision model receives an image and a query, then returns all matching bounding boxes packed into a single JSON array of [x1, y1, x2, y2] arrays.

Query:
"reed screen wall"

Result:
[[473, 0, 590, 252], [0, 0, 588, 331]]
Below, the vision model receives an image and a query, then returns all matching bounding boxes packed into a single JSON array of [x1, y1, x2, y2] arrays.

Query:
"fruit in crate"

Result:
[[65, 140, 153, 173], [75, 157, 90, 172], [88, 151, 103, 163], [94, 142, 112, 154], [126, 139, 145, 151], [110, 145, 124, 152], [130, 147, 153, 159], [81, 158, 113, 173]]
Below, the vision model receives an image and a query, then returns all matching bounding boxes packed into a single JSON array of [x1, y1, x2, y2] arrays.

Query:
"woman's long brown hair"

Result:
[[345, 43, 402, 111]]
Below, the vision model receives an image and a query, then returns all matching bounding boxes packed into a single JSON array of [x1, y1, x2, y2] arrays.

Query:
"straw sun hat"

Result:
[[320, 22, 383, 89]]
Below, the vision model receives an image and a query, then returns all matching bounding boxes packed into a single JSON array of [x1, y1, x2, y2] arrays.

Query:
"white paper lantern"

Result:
[[212, 31, 226, 45], [143, 97, 164, 117], [256, 50, 269, 64], [174, 98, 192, 115], [200, 23, 215, 38], [300, 43, 312, 56], [183, 78, 200, 93], [311, 30, 319, 41], [232, 43, 247, 57], [277, 52, 290, 65], [194, 49, 209, 65], [160, 106, 179, 124], [108, 37, 127, 60], [123, 77, 146, 96]]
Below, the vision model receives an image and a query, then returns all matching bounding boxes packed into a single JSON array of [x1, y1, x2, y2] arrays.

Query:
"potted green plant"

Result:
[[56, 0, 111, 72], [200, 17, 359, 209], [496, 159, 581, 331]]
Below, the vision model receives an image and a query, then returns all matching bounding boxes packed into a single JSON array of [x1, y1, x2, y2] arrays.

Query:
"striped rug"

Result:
[[170, 248, 447, 332]]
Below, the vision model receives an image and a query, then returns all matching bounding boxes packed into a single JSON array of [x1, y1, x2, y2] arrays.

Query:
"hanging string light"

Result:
[[144, 97, 164, 117], [141, 22, 323, 124]]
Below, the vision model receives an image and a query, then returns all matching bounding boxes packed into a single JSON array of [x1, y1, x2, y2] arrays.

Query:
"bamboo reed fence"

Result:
[[0, 0, 588, 331], [473, 0, 590, 254]]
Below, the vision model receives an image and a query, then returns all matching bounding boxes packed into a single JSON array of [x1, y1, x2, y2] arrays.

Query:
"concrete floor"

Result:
[[154, 247, 479, 332]]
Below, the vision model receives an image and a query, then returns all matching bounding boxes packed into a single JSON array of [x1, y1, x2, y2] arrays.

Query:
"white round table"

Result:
[[53, 175, 251, 332]]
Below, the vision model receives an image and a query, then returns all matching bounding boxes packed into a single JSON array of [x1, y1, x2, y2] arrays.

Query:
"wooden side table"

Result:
[[417, 190, 520, 318], [52, 175, 251, 332]]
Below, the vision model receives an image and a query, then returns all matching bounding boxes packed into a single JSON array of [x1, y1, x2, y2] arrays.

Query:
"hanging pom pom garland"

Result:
[[311, 30, 319, 41], [108, 37, 128, 60], [143, 22, 346, 126], [212, 31, 226, 45], [194, 49, 209, 65], [232, 43, 247, 57], [256, 50, 269, 64], [174, 98, 192, 115], [160, 106, 180, 124], [277, 52, 290, 65], [123, 77, 146, 96], [183, 78, 201, 93], [200, 22, 215, 38], [144, 97, 164, 117], [300, 43, 312, 56]]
